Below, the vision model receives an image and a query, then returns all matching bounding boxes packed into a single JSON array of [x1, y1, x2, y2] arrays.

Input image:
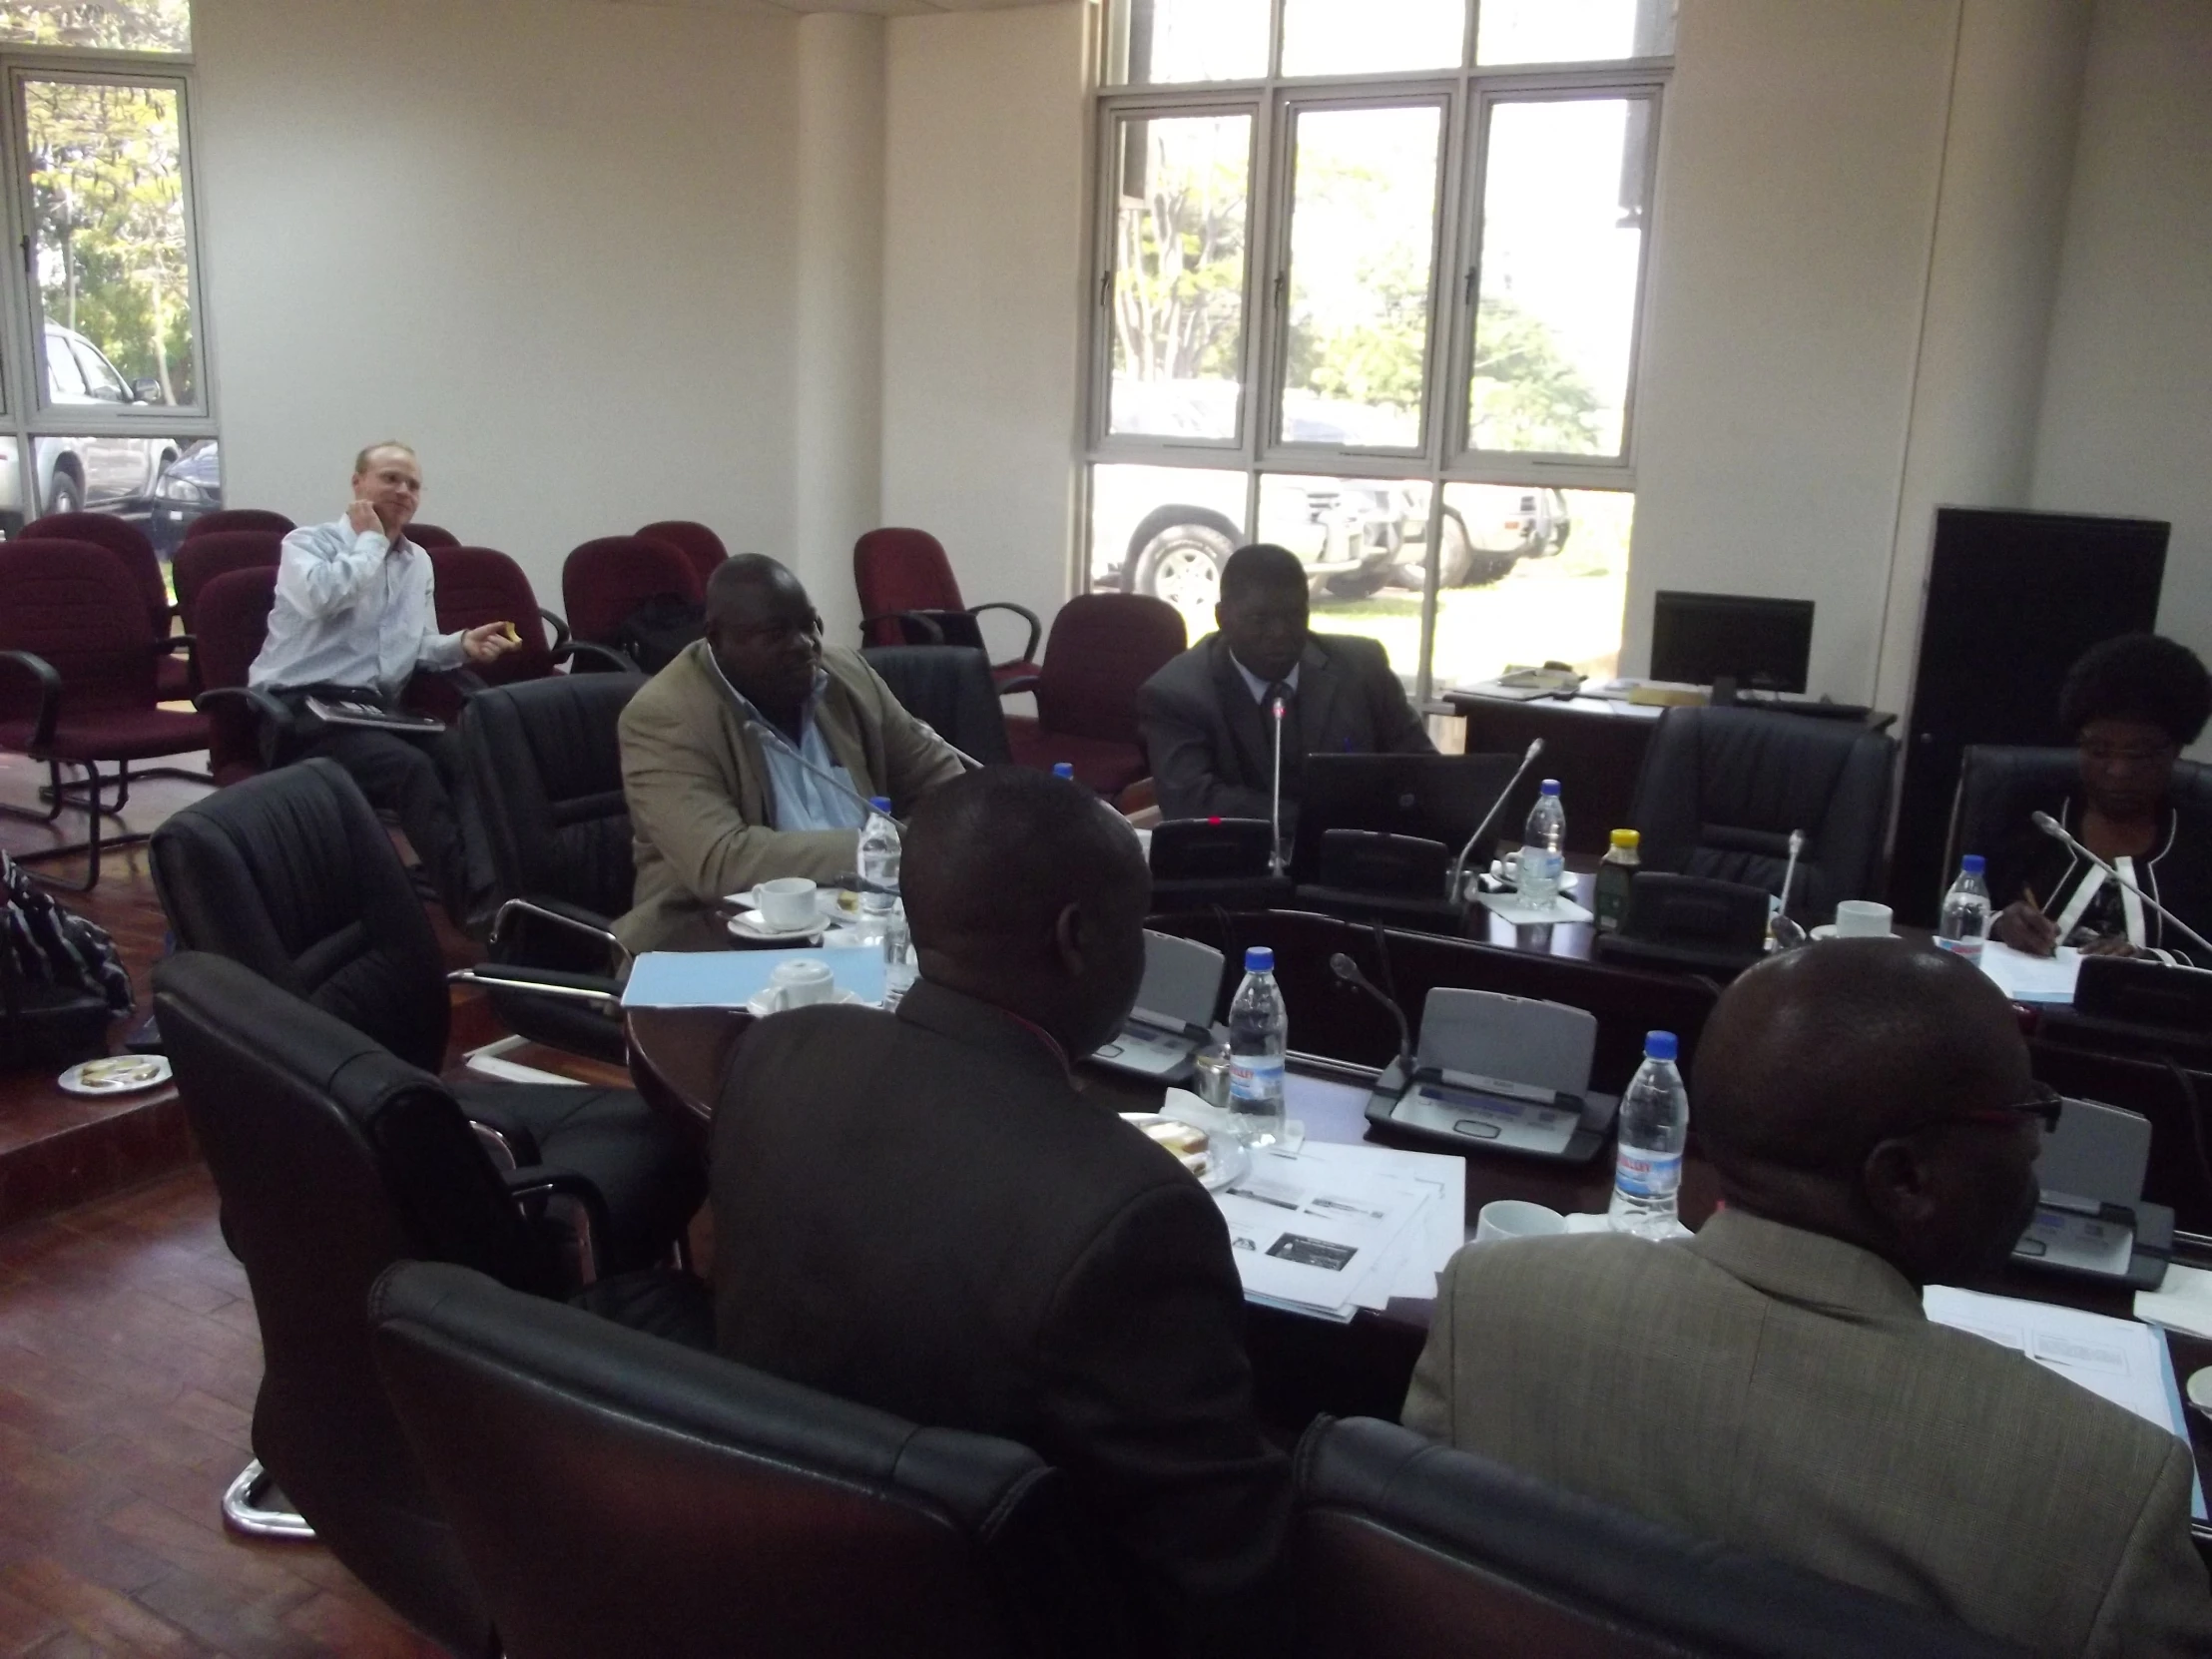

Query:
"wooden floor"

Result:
[[0, 1167, 442, 1657]]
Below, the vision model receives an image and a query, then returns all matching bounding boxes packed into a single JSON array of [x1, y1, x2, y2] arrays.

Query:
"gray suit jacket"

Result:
[[615, 641, 966, 954], [1137, 632, 1433, 823], [1403, 1209, 2212, 1659]]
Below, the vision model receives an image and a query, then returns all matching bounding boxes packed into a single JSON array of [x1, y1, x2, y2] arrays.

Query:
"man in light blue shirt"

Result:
[[249, 442, 518, 924]]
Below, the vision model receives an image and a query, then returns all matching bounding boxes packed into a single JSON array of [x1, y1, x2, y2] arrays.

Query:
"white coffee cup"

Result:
[[1833, 899, 1894, 938], [756, 876, 820, 931], [767, 958, 836, 1010], [1473, 1199, 1566, 1245], [2186, 1367, 2212, 1423]]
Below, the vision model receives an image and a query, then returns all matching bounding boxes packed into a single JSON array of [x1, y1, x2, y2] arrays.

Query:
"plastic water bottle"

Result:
[[1227, 946, 1288, 1148], [880, 906, 915, 1009], [1609, 1031, 1688, 1238], [1517, 781, 1566, 908], [1937, 854, 1992, 963], [857, 798, 900, 919]]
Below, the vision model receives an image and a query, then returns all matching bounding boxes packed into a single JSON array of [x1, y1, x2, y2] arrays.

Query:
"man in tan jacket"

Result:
[[616, 556, 967, 953], [1404, 939, 2212, 1658]]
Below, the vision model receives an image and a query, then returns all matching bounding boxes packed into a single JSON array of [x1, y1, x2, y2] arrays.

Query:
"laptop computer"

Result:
[[1293, 752, 1521, 884]]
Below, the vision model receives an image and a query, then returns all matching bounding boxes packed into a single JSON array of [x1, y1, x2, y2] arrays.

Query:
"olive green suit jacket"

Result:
[[1403, 1209, 2212, 1659], [615, 641, 966, 954]]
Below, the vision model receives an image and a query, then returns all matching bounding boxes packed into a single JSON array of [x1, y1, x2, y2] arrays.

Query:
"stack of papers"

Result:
[[1213, 1140, 1464, 1323], [2135, 1261, 2212, 1339], [1977, 941, 2083, 1005]]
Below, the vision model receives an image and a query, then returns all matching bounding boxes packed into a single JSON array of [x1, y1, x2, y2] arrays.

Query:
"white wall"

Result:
[[1625, 0, 1958, 700], [880, 2, 1088, 658], [191, 0, 799, 604], [2030, 0, 2212, 754]]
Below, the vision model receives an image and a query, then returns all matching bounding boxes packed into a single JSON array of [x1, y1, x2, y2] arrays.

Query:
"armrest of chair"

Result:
[[449, 964, 624, 1012], [0, 650, 61, 751], [195, 684, 292, 771], [156, 632, 195, 657], [538, 606, 572, 652], [859, 609, 945, 647], [552, 639, 639, 675], [503, 1163, 616, 1283], [490, 895, 623, 960], [995, 672, 1042, 699], [970, 601, 1043, 669]]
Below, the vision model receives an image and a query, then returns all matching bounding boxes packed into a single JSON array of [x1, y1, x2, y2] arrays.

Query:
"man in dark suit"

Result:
[[712, 767, 1289, 1655], [1138, 541, 1433, 824]]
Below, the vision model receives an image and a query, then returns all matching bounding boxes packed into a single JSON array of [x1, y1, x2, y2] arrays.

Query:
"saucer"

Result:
[[58, 1055, 172, 1096], [725, 885, 861, 921], [727, 909, 827, 943], [744, 986, 868, 1017], [1809, 924, 1893, 940]]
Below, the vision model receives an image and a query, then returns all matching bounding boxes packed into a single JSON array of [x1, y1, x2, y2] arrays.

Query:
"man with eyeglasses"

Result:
[[1989, 633, 2211, 965], [615, 554, 967, 953], [1403, 938, 2212, 1656]]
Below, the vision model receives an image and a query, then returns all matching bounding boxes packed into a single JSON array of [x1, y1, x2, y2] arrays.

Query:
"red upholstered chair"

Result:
[[0, 541, 212, 888], [1003, 594, 1185, 798], [190, 566, 284, 788], [174, 530, 283, 637], [407, 522, 460, 550], [852, 527, 1042, 693], [561, 536, 702, 658], [184, 508, 294, 541], [636, 520, 728, 586], [21, 512, 187, 702], [408, 546, 636, 722]]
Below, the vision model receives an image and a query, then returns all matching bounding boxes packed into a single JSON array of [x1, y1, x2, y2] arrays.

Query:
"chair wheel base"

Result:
[[222, 1459, 315, 1539]]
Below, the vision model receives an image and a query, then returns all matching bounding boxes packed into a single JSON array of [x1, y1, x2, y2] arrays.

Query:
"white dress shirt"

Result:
[[1232, 654, 1300, 702], [249, 517, 465, 702], [706, 655, 869, 831]]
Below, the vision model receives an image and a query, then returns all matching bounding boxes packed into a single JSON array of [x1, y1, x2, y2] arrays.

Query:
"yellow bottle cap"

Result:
[[1610, 829, 1640, 848]]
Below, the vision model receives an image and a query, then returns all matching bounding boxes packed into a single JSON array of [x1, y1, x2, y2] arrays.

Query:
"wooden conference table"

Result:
[[624, 906, 2212, 1558]]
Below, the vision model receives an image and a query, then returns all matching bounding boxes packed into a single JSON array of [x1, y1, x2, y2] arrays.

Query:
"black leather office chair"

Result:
[[149, 759, 703, 1273], [154, 953, 710, 1657], [861, 644, 1015, 767], [1945, 745, 2212, 909], [1292, 1416, 2028, 1659], [1630, 707, 1897, 923], [458, 674, 645, 1065], [370, 1259, 1118, 1659]]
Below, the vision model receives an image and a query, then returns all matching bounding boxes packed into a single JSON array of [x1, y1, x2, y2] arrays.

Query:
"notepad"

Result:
[[1976, 941, 2083, 1005], [620, 948, 887, 1010]]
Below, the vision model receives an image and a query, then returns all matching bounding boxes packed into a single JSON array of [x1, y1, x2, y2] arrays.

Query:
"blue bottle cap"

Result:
[[1539, 779, 1561, 795], [1245, 946, 1275, 974], [1644, 1030, 1677, 1062], [869, 797, 890, 813], [1052, 763, 1074, 779], [1961, 853, 1985, 874]]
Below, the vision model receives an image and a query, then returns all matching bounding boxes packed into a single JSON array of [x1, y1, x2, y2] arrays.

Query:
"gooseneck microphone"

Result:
[[1448, 738, 1545, 905], [2031, 812, 2212, 956], [1269, 694, 1288, 877], [1330, 950, 1412, 1082], [743, 718, 900, 828]]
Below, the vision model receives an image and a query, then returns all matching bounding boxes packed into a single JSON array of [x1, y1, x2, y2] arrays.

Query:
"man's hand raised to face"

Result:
[[460, 622, 521, 666], [346, 498, 385, 538]]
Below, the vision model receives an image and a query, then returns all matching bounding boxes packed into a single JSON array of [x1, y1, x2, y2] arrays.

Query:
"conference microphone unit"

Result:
[[743, 718, 901, 828], [1447, 738, 1544, 905], [1330, 950, 1413, 1084], [2031, 812, 2212, 956]]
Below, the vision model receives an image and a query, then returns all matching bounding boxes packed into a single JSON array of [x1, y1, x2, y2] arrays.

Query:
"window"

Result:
[[1087, 0, 1669, 698], [0, 4, 212, 545]]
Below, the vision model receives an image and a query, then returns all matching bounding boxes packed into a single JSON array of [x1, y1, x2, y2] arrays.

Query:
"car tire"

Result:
[[1133, 522, 1234, 614], [1323, 566, 1391, 601], [46, 470, 82, 516]]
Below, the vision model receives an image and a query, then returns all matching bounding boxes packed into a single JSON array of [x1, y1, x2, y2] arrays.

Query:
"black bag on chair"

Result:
[[614, 594, 707, 674], [1, 849, 132, 1069]]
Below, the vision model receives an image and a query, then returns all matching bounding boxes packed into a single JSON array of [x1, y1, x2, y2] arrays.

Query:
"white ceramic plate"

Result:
[[743, 986, 869, 1017], [58, 1054, 172, 1096], [1808, 923, 1893, 940], [727, 909, 828, 943]]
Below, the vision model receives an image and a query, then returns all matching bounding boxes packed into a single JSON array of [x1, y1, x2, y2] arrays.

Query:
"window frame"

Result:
[[1081, 1, 1670, 698]]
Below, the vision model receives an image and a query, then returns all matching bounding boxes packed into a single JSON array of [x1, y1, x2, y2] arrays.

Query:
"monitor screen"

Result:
[[1649, 592, 1815, 693]]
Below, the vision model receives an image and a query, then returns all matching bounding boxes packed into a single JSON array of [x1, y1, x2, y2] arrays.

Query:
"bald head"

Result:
[[705, 552, 808, 624], [703, 555, 820, 722], [1693, 938, 2043, 1284], [904, 768, 1150, 1055]]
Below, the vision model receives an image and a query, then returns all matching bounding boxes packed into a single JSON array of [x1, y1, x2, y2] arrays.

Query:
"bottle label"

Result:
[[1518, 846, 1563, 885], [1229, 1054, 1285, 1103], [1934, 935, 1985, 961], [1614, 1147, 1682, 1200]]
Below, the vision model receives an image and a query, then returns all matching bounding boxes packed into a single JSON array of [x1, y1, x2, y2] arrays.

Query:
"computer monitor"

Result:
[[1293, 752, 1521, 883], [1650, 592, 1815, 694]]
